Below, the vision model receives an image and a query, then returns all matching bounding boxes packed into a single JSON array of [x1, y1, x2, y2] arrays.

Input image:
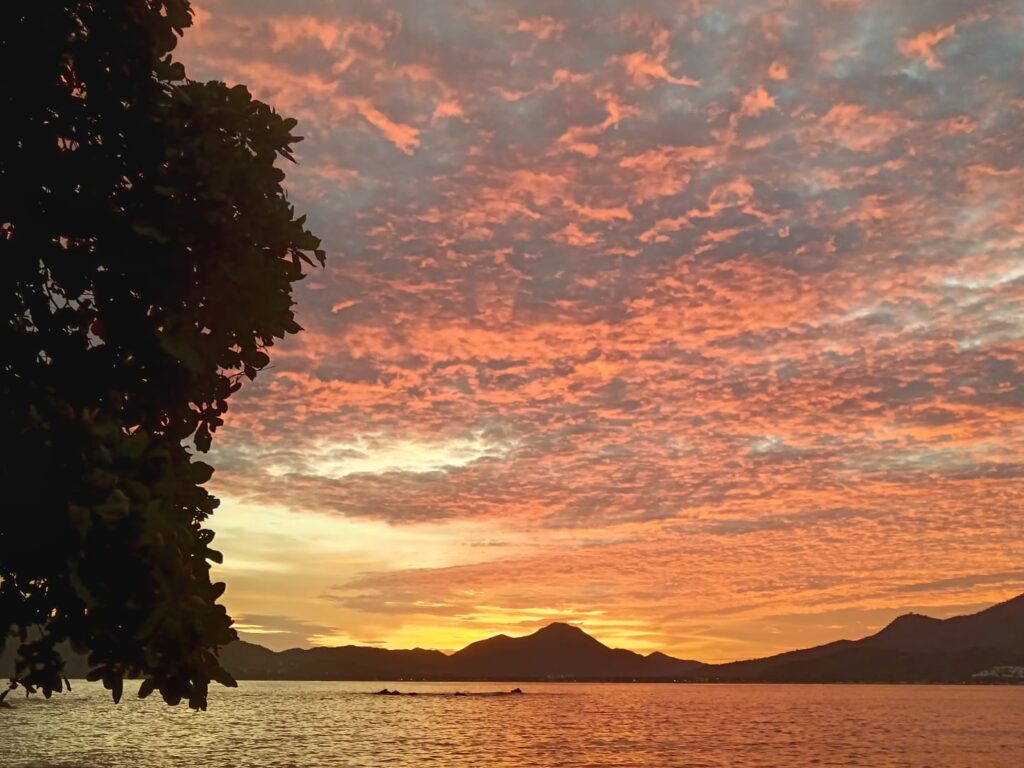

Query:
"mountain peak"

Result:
[[862, 595, 1024, 656], [868, 612, 941, 643], [533, 622, 588, 637], [888, 612, 940, 627]]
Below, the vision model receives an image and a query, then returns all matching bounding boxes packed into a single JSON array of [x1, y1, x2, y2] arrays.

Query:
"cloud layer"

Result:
[[179, 0, 1024, 659]]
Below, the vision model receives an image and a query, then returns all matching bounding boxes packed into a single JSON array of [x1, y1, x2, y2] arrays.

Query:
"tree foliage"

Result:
[[0, 1, 324, 709]]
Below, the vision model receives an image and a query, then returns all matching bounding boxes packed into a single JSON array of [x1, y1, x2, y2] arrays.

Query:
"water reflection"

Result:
[[5, 681, 1024, 767]]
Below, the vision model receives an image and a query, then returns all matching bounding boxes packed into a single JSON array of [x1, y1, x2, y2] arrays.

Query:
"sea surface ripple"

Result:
[[5, 681, 1023, 767]]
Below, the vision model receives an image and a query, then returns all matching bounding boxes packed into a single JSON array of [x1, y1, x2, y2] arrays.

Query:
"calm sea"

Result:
[[4, 680, 1023, 767]]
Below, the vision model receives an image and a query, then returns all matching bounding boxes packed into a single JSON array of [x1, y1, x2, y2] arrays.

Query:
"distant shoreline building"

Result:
[[971, 666, 1024, 682]]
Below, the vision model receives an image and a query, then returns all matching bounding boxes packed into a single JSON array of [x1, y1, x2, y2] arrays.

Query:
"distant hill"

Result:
[[218, 622, 705, 681], [860, 593, 1024, 655], [697, 593, 1024, 682], [5, 593, 1023, 684], [219, 641, 450, 681], [216, 593, 1023, 684], [446, 622, 704, 680]]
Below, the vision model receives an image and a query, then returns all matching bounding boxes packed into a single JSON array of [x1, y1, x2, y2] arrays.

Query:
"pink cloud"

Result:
[[899, 24, 956, 70], [615, 28, 700, 89]]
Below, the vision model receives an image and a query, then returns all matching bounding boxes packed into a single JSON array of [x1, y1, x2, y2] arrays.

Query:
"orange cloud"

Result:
[[768, 60, 789, 80], [615, 28, 700, 89], [899, 24, 956, 70], [817, 103, 911, 152], [514, 16, 566, 41], [549, 222, 601, 246]]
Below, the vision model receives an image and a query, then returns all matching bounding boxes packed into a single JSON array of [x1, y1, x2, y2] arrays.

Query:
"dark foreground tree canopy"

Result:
[[0, 1, 324, 709]]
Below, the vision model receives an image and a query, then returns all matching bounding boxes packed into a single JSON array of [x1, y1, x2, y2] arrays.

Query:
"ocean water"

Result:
[[4, 681, 1023, 767]]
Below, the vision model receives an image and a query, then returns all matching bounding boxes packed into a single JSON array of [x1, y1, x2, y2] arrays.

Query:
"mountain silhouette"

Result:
[[219, 641, 450, 681], [4, 593, 1022, 684], [695, 592, 1024, 682], [860, 593, 1023, 654], [218, 621, 704, 681], [214, 593, 1023, 683], [447, 622, 703, 679]]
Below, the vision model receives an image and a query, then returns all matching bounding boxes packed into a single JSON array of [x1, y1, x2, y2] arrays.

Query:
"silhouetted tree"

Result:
[[0, 1, 324, 710]]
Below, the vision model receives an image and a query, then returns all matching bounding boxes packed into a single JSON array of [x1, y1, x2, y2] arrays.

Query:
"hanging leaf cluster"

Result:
[[0, 1, 324, 710]]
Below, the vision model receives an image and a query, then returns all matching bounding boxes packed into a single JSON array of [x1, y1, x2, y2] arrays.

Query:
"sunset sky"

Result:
[[177, 0, 1023, 662]]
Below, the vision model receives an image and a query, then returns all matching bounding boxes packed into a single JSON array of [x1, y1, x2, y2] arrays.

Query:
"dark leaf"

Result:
[[1, 0, 322, 713], [189, 461, 215, 484]]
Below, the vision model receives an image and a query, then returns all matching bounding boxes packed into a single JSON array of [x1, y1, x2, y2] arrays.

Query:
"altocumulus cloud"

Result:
[[178, 0, 1024, 660]]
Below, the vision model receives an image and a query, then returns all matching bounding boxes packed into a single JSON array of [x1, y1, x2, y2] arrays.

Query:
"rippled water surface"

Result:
[[5, 681, 1023, 767]]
